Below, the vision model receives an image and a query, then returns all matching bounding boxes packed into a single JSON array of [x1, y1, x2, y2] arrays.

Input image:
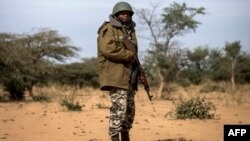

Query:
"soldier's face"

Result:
[[116, 11, 131, 24]]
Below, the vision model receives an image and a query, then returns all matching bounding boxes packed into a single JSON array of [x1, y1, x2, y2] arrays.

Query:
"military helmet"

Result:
[[112, 2, 134, 16]]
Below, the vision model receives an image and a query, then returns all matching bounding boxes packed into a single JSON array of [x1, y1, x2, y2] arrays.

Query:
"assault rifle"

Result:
[[122, 36, 153, 101]]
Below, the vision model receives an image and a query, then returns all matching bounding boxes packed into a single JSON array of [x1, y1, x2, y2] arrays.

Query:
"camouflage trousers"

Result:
[[109, 88, 135, 137]]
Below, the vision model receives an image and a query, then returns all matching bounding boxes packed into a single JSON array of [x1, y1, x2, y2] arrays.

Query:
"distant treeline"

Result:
[[143, 42, 250, 88], [0, 29, 98, 99], [1, 28, 250, 99]]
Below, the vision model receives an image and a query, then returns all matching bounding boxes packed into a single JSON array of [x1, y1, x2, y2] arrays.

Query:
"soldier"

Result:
[[97, 1, 140, 141]]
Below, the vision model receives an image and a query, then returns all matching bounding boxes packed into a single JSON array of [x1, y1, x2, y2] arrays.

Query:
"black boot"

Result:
[[121, 131, 130, 141], [111, 134, 120, 141]]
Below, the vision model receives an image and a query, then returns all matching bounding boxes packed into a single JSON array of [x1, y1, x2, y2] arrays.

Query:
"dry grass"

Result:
[[1, 82, 250, 112], [1, 82, 250, 106]]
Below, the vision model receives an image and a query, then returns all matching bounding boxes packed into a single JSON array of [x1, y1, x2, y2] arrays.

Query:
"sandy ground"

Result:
[[1, 87, 250, 141]]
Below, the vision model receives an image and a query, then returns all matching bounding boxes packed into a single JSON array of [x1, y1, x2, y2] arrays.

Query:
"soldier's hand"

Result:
[[139, 75, 145, 84]]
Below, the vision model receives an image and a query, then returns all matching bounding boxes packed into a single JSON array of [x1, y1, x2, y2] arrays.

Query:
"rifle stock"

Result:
[[123, 36, 153, 101]]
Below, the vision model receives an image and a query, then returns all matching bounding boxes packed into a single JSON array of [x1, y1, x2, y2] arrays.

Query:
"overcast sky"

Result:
[[1, 0, 250, 62]]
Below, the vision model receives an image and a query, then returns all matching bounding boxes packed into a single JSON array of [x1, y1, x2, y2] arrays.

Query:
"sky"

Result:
[[0, 0, 250, 63]]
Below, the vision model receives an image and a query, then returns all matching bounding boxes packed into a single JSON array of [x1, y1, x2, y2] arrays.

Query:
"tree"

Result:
[[236, 52, 250, 83], [20, 29, 79, 96], [208, 48, 230, 81], [0, 33, 32, 83], [224, 41, 241, 90], [186, 46, 209, 84], [0, 29, 79, 99], [52, 58, 99, 88], [135, 2, 205, 98], [0, 33, 30, 99]]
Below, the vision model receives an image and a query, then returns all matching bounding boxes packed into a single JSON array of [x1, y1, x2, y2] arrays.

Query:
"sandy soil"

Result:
[[1, 87, 250, 141]]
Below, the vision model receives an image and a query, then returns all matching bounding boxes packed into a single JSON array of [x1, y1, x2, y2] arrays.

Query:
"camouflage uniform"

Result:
[[109, 88, 135, 137]]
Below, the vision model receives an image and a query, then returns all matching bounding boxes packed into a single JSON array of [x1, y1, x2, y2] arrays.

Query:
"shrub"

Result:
[[60, 97, 82, 111], [172, 97, 216, 119], [33, 94, 51, 102], [187, 69, 202, 85], [4, 76, 25, 100]]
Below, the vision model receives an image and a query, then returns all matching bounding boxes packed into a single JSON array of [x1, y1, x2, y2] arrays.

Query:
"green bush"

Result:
[[60, 97, 82, 111], [188, 70, 202, 85], [173, 97, 216, 119], [4, 76, 25, 100]]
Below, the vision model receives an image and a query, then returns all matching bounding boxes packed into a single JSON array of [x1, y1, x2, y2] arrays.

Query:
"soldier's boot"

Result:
[[121, 131, 130, 141], [111, 134, 120, 141]]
